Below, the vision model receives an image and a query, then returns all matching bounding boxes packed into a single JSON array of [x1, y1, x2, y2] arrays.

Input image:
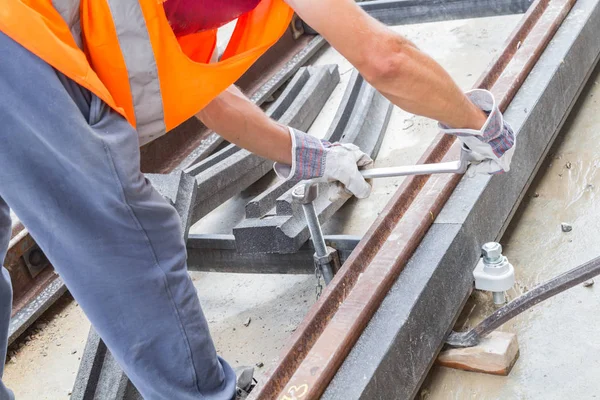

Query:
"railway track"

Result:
[[5, 0, 596, 398], [252, 0, 580, 398], [5, 0, 533, 348]]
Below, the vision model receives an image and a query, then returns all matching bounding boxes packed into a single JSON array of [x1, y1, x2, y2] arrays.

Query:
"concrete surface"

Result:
[[3, 273, 315, 399], [421, 57, 600, 400], [2, 15, 521, 399], [3, 295, 90, 399]]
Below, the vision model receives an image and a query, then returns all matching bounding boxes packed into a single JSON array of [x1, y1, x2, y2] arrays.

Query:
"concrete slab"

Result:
[[145, 171, 197, 240], [422, 37, 600, 400], [186, 234, 359, 273]]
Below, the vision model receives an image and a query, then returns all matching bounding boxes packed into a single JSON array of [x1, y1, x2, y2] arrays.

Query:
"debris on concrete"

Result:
[[566, 161, 572, 169], [256, 362, 264, 368], [244, 317, 252, 327], [583, 279, 594, 287], [561, 223, 573, 232], [403, 118, 415, 130]]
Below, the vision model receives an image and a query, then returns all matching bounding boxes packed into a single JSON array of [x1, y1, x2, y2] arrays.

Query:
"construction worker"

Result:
[[0, 0, 514, 399]]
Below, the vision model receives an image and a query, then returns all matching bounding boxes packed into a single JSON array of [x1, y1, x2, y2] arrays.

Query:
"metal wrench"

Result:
[[292, 183, 340, 285], [360, 145, 472, 179], [293, 147, 474, 286]]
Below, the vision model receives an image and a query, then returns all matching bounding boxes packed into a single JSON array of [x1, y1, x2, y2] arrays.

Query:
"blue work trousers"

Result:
[[0, 32, 236, 400]]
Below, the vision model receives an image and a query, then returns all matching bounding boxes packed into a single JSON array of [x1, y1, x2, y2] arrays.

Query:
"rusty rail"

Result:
[[252, 0, 576, 398]]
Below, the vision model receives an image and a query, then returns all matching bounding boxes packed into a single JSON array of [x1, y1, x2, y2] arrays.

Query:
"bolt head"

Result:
[[291, 183, 318, 204], [292, 185, 305, 198], [482, 242, 502, 260], [28, 249, 45, 267]]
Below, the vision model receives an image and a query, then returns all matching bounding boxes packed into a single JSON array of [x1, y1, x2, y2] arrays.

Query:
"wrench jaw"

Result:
[[445, 330, 481, 348], [291, 182, 319, 204], [457, 145, 474, 174]]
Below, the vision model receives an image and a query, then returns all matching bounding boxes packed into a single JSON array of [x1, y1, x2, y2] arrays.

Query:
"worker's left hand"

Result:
[[274, 128, 373, 199], [439, 89, 516, 175]]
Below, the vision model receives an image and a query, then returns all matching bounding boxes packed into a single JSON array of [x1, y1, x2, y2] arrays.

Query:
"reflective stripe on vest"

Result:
[[52, 0, 82, 49], [52, 0, 166, 143], [104, 0, 166, 143]]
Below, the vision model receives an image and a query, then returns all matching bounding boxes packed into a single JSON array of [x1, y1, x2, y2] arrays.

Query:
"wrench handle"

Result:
[[360, 160, 467, 179]]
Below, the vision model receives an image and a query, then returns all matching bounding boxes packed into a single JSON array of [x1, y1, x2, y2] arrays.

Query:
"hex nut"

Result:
[[291, 183, 318, 204], [482, 242, 503, 261]]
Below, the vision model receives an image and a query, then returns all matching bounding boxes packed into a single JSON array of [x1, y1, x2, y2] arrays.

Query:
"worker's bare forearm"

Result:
[[285, 0, 487, 130], [195, 86, 292, 164]]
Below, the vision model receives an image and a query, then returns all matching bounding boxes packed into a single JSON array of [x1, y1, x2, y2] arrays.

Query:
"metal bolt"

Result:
[[482, 242, 503, 264], [292, 183, 335, 286], [493, 292, 506, 305], [482, 242, 507, 305], [28, 249, 45, 267]]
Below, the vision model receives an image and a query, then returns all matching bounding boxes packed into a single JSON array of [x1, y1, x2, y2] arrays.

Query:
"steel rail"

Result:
[[252, 0, 576, 398]]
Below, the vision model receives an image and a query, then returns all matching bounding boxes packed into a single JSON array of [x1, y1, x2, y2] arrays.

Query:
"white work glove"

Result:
[[439, 89, 516, 175], [273, 128, 373, 199]]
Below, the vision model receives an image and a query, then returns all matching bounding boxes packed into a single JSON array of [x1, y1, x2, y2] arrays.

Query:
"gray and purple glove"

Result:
[[439, 89, 516, 175], [274, 128, 373, 199]]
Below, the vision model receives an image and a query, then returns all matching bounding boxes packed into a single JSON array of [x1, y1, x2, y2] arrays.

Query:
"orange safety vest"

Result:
[[0, 0, 293, 144]]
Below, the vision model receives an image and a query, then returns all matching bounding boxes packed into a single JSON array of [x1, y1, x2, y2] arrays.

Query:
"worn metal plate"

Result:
[[186, 234, 360, 274]]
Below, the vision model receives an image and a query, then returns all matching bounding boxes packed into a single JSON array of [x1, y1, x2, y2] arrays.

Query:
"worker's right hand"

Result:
[[273, 128, 373, 199], [439, 89, 516, 175]]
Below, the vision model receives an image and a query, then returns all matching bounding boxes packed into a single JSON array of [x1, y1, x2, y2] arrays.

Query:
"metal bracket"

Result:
[[314, 247, 341, 274]]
